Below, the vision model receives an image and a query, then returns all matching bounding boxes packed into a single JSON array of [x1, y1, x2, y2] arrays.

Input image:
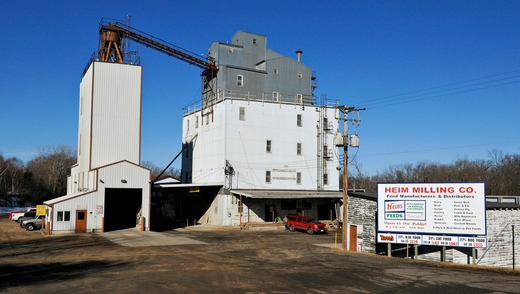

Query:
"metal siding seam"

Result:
[[89, 62, 95, 171], [139, 65, 143, 165]]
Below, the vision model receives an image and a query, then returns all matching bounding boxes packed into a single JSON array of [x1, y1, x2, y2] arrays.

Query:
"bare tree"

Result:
[[25, 145, 76, 203], [0, 154, 25, 202], [141, 160, 180, 178], [340, 149, 519, 195]]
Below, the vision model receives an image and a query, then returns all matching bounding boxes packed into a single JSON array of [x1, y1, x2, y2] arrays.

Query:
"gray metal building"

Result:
[[205, 31, 314, 105]]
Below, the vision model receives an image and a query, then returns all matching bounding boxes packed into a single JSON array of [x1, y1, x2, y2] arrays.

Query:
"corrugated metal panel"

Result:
[[78, 65, 93, 173], [181, 99, 340, 191], [48, 161, 150, 233], [90, 62, 142, 168]]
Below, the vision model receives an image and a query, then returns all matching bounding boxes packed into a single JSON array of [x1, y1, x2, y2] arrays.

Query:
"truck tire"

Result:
[[289, 224, 295, 232], [26, 224, 35, 231], [307, 227, 314, 235]]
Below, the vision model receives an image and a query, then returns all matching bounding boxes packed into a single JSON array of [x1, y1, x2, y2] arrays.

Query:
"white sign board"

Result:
[[378, 183, 486, 236], [377, 233, 487, 248]]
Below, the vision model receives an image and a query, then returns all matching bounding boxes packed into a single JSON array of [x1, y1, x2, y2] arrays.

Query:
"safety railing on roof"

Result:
[[81, 52, 141, 78], [182, 89, 320, 116]]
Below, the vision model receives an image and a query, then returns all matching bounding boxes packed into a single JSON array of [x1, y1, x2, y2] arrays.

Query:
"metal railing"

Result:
[[81, 52, 141, 78], [183, 89, 321, 116]]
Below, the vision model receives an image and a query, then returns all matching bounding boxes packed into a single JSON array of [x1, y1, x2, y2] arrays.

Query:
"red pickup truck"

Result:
[[287, 215, 328, 235]]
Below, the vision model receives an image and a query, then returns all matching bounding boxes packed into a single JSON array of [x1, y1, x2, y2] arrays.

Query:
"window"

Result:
[[274, 68, 278, 74], [298, 72, 302, 78], [186, 119, 189, 132], [57, 211, 71, 222], [323, 145, 329, 157], [297, 114, 302, 127], [237, 75, 243, 86], [229, 47, 234, 53], [266, 140, 272, 153], [196, 116, 198, 128], [253, 38, 257, 44], [239, 107, 245, 121], [297, 94, 303, 104], [273, 92, 279, 102], [296, 172, 301, 184], [323, 173, 329, 185], [297, 143, 302, 155], [266, 171, 271, 183]]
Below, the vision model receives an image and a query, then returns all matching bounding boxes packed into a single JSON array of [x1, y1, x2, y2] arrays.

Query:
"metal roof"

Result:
[[230, 190, 343, 199], [153, 182, 223, 189]]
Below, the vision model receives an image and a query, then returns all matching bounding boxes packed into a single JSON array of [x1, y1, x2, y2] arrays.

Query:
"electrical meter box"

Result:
[[350, 134, 359, 147]]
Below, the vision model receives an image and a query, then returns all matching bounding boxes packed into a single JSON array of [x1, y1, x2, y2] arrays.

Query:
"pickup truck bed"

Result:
[[10, 211, 26, 221]]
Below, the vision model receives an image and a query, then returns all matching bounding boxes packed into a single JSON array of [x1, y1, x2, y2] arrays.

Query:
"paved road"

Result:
[[1, 214, 519, 293]]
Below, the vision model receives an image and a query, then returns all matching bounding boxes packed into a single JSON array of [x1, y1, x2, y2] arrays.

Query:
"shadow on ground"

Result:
[[0, 260, 130, 290]]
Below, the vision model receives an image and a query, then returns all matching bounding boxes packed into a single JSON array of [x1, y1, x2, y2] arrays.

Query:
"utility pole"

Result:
[[339, 106, 365, 250]]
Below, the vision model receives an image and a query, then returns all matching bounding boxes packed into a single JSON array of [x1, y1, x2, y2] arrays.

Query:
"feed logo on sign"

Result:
[[386, 201, 404, 212], [380, 235, 394, 241], [385, 213, 404, 220]]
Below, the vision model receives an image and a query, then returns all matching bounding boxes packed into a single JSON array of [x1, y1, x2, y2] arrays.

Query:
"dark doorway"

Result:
[[104, 188, 142, 232], [318, 204, 329, 220], [150, 185, 221, 231]]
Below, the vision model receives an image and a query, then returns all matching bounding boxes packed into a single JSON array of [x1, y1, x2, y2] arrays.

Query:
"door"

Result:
[[349, 225, 357, 251], [76, 210, 87, 233]]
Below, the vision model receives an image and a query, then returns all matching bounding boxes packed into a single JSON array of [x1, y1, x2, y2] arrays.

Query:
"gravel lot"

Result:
[[1, 213, 519, 293]]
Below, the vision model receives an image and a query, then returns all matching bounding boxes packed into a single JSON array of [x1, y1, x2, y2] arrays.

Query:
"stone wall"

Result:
[[471, 209, 519, 268], [347, 195, 377, 253]]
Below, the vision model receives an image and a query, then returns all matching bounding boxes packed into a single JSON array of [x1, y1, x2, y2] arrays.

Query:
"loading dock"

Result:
[[151, 183, 222, 230]]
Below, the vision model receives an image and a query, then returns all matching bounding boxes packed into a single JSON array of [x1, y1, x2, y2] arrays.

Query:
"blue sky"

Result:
[[1, 1, 519, 176]]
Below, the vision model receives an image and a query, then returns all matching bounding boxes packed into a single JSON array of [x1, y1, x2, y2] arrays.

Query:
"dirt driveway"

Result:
[[1, 214, 519, 293]]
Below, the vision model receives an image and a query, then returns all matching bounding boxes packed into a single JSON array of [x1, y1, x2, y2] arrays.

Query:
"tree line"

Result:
[[2, 145, 518, 206], [346, 149, 520, 195], [0, 145, 181, 206]]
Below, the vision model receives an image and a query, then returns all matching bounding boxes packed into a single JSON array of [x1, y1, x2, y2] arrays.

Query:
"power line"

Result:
[[366, 80, 520, 109], [348, 70, 520, 109], [358, 140, 520, 158], [350, 69, 520, 106]]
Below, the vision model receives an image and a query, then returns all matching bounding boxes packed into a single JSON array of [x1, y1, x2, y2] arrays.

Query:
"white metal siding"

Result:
[[78, 65, 93, 173], [48, 162, 150, 233], [182, 99, 340, 190], [90, 62, 142, 169]]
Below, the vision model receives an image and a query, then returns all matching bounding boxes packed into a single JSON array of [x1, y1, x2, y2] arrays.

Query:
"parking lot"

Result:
[[1, 214, 519, 293]]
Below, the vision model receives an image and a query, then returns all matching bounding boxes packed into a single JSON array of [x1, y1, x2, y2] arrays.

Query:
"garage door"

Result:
[[104, 188, 142, 232]]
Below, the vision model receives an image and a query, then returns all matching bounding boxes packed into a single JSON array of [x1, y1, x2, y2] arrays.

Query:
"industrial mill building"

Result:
[[171, 31, 343, 226]]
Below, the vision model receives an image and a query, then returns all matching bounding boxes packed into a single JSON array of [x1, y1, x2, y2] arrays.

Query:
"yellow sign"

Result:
[[36, 205, 46, 216], [189, 187, 200, 193]]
